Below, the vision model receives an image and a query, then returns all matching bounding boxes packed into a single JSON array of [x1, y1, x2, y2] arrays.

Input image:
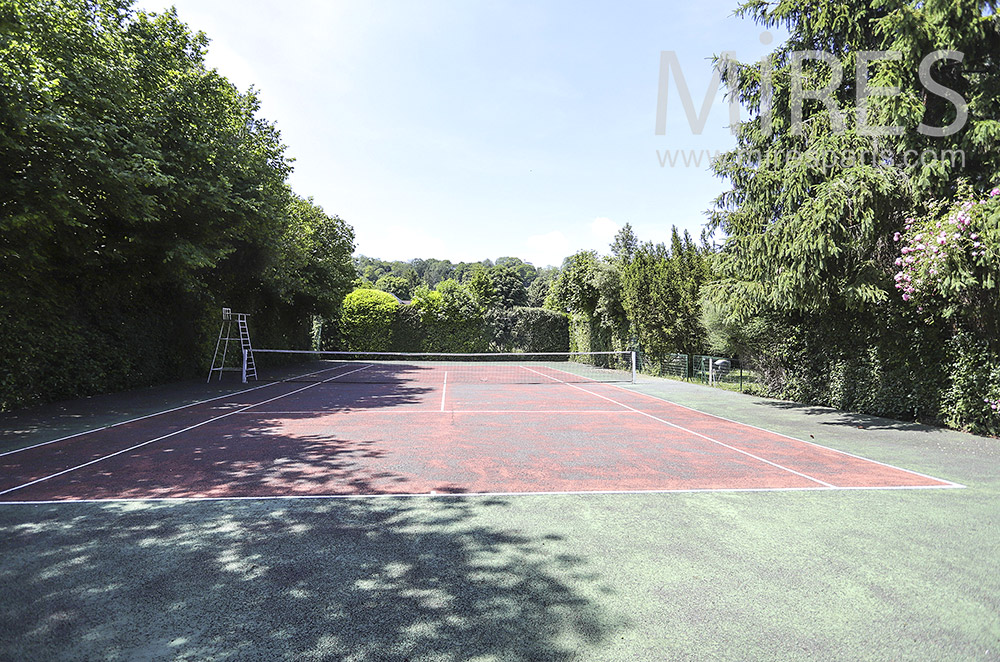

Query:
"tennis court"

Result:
[[0, 355, 960, 503]]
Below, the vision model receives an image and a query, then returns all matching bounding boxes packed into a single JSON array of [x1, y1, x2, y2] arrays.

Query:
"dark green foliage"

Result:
[[526, 275, 553, 308], [389, 304, 427, 352], [484, 265, 529, 309], [940, 332, 1000, 436], [374, 275, 413, 301], [0, 0, 355, 409], [546, 251, 629, 356], [546, 229, 711, 363], [702, 0, 1000, 434], [486, 308, 569, 353], [622, 228, 712, 357], [412, 280, 489, 353]]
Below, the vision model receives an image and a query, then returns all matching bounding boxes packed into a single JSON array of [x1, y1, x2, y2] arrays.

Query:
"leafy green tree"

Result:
[[419, 259, 456, 286], [707, 0, 999, 321], [0, 0, 357, 407], [495, 257, 539, 287], [484, 265, 529, 309], [610, 223, 639, 266], [620, 228, 711, 358], [547, 251, 630, 354], [268, 196, 355, 317], [411, 279, 487, 352], [700, 0, 1000, 430], [468, 268, 499, 309], [526, 276, 552, 308], [547, 251, 601, 316], [340, 289, 398, 351], [374, 275, 413, 300]]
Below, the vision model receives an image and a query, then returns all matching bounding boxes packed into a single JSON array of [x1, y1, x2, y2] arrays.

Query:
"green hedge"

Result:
[[486, 308, 569, 353], [340, 289, 399, 352], [0, 274, 314, 410], [333, 293, 570, 355], [390, 305, 427, 352], [737, 310, 999, 436]]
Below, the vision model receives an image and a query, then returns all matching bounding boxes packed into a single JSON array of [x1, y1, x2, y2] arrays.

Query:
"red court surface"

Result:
[[0, 372, 961, 503]]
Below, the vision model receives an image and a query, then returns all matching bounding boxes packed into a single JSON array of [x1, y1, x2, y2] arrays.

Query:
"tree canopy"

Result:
[[0, 0, 355, 408]]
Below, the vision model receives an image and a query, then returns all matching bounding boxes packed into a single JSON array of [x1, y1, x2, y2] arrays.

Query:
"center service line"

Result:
[[441, 371, 448, 412]]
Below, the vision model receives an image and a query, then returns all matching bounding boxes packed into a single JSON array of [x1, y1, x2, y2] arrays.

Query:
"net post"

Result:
[[242, 349, 248, 384], [631, 351, 637, 384]]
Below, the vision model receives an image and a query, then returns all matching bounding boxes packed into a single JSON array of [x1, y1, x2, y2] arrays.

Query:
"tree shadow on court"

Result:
[[0, 367, 625, 657], [0, 497, 623, 660], [750, 399, 940, 432], [268, 381, 438, 413]]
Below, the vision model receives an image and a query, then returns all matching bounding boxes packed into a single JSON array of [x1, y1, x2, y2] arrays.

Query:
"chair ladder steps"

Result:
[[207, 308, 257, 382], [238, 314, 256, 380]]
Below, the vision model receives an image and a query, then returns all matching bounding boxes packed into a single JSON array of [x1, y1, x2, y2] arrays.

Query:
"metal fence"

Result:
[[637, 352, 754, 392]]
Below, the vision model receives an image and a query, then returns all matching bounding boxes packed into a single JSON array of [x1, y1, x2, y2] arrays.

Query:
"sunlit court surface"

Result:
[[0, 359, 960, 503]]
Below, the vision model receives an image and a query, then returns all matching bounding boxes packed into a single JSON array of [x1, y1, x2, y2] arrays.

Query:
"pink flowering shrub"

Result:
[[893, 185, 999, 312], [896, 185, 1000, 430]]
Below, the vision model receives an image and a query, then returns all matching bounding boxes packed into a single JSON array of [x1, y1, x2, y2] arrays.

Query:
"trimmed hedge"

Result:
[[734, 310, 1000, 436], [340, 289, 399, 352], [486, 307, 569, 353], [334, 292, 570, 354]]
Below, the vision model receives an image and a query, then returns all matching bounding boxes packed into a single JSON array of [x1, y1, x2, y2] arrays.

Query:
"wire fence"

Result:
[[637, 352, 759, 393]]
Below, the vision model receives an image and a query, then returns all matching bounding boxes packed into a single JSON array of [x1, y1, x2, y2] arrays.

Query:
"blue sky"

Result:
[[136, 0, 779, 267]]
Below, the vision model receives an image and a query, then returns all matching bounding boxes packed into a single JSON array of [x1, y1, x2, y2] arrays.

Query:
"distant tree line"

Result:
[[354, 256, 557, 308], [336, 225, 714, 366]]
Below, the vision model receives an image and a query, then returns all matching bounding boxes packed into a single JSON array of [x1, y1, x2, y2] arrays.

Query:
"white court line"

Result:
[[0, 381, 286, 459], [520, 366, 835, 488], [230, 409, 643, 415], [592, 382, 965, 489], [441, 371, 448, 412], [0, 365, 375, 498], [0, 481, 965, 506]]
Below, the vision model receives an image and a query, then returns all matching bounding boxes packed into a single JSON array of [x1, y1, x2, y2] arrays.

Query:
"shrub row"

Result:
[[337, 290, 569, 354]]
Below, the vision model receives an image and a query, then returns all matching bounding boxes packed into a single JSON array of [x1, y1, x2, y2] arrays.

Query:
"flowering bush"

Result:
[[893, 185, 999, 311], [894, 186, 1000, 430]]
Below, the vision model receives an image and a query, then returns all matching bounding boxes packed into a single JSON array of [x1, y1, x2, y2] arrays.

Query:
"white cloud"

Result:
[[589, 216, 620, 245], [522, 231, 571, 268], [355, 224, 448, 261]]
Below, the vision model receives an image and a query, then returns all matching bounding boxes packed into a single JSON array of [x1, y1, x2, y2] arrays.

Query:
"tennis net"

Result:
[[247, 350, 636, 385]]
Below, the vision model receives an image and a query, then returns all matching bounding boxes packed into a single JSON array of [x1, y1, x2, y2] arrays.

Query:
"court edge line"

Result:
[[0, 482, 966, 506], [521, 366, 835, 488], [600, 382, 964, 488], [0, 359, 366, 459], [0, 379, 286, 458], [0, 365, 375, 498], [536, 363, 961, 489]]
